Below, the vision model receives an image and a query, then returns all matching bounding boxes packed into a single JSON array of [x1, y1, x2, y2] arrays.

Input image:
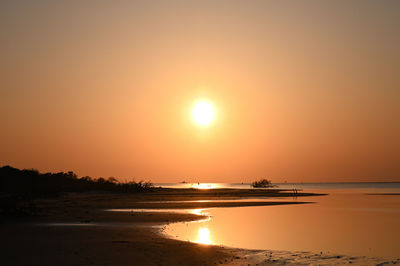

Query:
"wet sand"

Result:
[[1, 189, 395, 265]]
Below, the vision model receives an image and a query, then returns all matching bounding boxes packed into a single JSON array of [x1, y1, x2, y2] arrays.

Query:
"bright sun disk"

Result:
[[192, 101, 215, 126]]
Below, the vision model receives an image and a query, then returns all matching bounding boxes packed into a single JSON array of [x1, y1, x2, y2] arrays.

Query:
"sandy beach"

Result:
[[1, 189, 396, 265]]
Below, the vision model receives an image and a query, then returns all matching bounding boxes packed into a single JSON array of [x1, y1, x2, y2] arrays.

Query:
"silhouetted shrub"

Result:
[[251, 179, 274, 188]]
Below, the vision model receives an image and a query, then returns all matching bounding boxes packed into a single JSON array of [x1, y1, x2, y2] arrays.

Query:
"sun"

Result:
[[192, 100, 215, 126]]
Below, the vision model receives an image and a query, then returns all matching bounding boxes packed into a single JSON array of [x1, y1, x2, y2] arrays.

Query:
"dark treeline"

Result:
[[0, 165, 153, 199]]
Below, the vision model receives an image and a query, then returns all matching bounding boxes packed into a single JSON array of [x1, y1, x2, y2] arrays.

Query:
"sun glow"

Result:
[[192, 101, 215, 126]]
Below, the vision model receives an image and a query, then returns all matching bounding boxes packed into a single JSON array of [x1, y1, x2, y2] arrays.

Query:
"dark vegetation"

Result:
[[0, 165, 153, 217], [251, 178, 275, 188], [0, 165, 153, 197]]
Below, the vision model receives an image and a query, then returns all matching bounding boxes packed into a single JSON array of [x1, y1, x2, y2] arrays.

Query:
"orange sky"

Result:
[[1, 1, 399, 182]]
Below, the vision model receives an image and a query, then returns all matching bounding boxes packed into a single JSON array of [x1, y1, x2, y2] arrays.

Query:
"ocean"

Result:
[[161, 182, 400, 259]]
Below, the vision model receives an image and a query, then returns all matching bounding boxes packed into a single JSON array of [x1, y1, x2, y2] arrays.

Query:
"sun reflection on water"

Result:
[[197, 227, 212, 245], [189, 208, 208, 216], [192, 183, 221, 189]]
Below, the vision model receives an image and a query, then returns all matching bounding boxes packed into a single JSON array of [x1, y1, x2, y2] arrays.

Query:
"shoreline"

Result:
[[1, 189, 395, 265]]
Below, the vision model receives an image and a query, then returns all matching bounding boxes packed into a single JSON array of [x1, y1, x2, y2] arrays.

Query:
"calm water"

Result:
[[161, 183, 400, 259], [156, 182, 400, 192]]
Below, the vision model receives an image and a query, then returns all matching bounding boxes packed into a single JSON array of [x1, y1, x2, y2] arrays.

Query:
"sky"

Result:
[[1, 0, 399, 182]]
